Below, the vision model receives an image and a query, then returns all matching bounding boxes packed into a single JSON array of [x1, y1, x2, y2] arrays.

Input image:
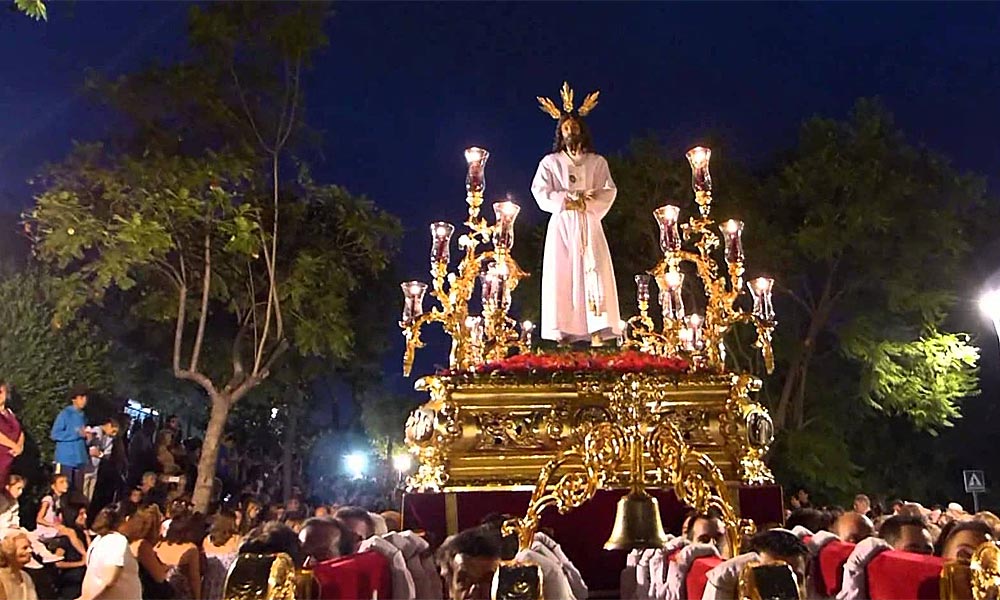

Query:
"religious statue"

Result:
[[531, 82, 621, 346]]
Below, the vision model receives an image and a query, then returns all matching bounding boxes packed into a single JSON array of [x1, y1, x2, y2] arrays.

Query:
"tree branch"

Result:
[[188, 231, 212, 373], [229, 65, 269, 150]]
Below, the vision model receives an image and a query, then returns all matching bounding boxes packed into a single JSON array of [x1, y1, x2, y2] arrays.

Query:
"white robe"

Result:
[[531, 151, 622, 342]]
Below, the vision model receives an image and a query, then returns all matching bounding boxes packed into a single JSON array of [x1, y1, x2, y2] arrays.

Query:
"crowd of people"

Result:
[[0, 381, 996, 599]]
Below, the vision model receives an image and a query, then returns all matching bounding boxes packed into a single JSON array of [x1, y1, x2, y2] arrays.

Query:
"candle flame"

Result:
[[522, 320, 534, 331], [753, 277, 773, 293], [465, 147, 488, 165], [689, 314, 702, 327], [724, 219, 742, 234], [665, 271, 683, 289]]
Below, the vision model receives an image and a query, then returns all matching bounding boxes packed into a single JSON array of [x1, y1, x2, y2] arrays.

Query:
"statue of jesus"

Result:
[[531, 83, 621, 346]]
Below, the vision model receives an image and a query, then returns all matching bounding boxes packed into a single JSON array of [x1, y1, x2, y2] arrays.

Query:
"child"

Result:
[[83, 417, 120, 502], [33, 474, 85, 558], [1, 475, 62, 567]]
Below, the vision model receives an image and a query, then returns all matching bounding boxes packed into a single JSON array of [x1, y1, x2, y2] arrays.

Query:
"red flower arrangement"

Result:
[[445, 350, 689, 377]]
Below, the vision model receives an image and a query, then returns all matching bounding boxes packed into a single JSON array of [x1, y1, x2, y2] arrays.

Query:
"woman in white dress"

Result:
[[78, 504, 142, 600]]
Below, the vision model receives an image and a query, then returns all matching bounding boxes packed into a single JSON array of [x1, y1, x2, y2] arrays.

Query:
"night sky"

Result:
[[3, 2, 1000, 489]]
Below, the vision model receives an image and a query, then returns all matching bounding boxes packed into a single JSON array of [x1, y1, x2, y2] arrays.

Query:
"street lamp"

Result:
[[344, 452, 368, 480], [980, 289, 1000, 350]]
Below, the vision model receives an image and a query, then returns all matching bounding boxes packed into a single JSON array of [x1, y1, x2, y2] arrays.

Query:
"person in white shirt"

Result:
[[78, 504, 141, 600]]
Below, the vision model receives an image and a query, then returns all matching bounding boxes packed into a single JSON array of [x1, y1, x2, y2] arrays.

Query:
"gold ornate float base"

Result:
[[405, 370, 775, 492]]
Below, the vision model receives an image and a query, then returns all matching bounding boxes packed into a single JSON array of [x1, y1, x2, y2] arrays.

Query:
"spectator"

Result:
[[154, 513, 203, 600], [155, 431, 180, 476], [0, 475, 23, 530], [83, 417, 120, 503], [879, 515, 933, 554], [127, 419, 157, 487], [50, 387, 89, 492], [436, 526, 502, 600], [853, 494, 872, 517], [889, 499, 905, 515], [938, 519, 993, 562], [34, 474, 86, 558], [53, 505, 91, 599], [120, 503, 170, 599], [79, 504, 142, 600], [833, 511, 874, 544], [203, 510, 242, 600], [0, 529, 38, 600], [0, 381, 24, 484]]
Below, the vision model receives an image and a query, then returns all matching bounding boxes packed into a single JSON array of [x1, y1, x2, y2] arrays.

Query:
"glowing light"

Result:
[[464, 147, 488, 165], [344, 452, 368, 479], [980, 289, 1000, 321], [392, 453, 413, 473], [665, 271, 683, 290], [724, 219, 741, 234], [686, 146, 711, 169]]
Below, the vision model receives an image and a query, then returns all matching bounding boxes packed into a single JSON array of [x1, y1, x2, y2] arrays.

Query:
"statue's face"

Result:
[[560, 118, 581, 144]]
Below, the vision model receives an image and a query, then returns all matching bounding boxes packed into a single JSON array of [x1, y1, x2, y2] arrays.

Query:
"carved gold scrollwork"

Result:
[[506, 375, 753, 554]]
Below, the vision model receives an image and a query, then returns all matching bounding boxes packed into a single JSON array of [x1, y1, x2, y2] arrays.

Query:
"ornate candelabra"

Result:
[[400, 147, 531, 377], [624, 147, 777, 374]]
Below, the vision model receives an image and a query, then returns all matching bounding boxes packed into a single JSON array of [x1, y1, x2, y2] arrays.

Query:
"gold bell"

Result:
[[603, 490, 670, 550]]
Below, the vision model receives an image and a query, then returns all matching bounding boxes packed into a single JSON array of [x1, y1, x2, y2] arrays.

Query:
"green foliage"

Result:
[[360, 390, 420, 455], [0, 271, 111, 461], [14, 0, 46, 20], [846, 327, 979, 431], [602, 99, 992, 499]]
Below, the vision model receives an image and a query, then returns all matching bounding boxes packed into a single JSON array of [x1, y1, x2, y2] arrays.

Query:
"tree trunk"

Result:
[[282, 406, 296, 503], [192, 393, 232, 512]]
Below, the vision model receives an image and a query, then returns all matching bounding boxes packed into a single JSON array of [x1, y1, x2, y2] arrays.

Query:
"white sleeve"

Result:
[[584, 156, 617, 220], [531, 157, 569, 214]]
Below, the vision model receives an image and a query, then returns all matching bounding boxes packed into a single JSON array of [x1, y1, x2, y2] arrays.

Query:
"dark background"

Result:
[[2, 2, 999, 503]]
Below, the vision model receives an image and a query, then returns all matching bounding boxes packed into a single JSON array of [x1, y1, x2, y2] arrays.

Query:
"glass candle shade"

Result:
[[634, 274, 651, 305], [748, 277, 776, 321], [653, 205, 682, 254], [430, 222, 455, 266], [466, 316, 484, 348], [465, 147, 489, 195], [479, 272, 495, 308], [492, 201, 521, 251], [401, 281, 428, 324], [720, 220, 744, 264], [521, 320, 534, 347], [678, 326, 695, 352], [686, 146, 712, 195]]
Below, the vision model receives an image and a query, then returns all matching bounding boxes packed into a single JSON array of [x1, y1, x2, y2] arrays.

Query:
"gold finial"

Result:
[[560, 81, 574, 113], [537, 82, 600, 120]]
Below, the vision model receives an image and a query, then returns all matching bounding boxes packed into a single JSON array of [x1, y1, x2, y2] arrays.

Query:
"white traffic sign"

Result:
[[964, 470, 986, 493]]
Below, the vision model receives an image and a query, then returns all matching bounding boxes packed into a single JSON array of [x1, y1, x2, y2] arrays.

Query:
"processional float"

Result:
[[399, 120, 780, 560]]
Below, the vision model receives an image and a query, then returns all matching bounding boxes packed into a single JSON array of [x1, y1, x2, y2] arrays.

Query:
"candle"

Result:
[[720, 220, 744, 265], [685, 146, 712, 195], [465, 147, 489, 194], [748, 277, 775, 321], [429, 222, 455, 266], [479, 272, 495, 308], [665, 271, 685, 321], [686, 313, 704, 350], [521, 320, 534, 347], [492, 200, 521, 251], [653, 205, 682, 254], [400, 281, 428, 324]]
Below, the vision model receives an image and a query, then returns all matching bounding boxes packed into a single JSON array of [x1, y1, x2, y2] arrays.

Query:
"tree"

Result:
[[27, 147, 398, 510], [25, 3, 400, 511], [0, 270, 112, 462], [599, 100, 990, 499]]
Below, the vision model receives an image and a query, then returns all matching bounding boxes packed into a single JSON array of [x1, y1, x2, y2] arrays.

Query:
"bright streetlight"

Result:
[[344, 452, 368, 479], [980, 289, 1000, 348]]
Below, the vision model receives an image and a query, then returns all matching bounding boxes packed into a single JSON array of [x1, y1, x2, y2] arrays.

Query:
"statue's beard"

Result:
[[564, 135, 582, 153]]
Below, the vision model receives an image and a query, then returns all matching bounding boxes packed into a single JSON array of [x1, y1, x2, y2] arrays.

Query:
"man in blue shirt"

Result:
[[50, 386, 90, 491]]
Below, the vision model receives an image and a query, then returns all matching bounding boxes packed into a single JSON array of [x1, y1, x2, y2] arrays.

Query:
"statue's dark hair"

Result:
[[552, 114, 595, 154]]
